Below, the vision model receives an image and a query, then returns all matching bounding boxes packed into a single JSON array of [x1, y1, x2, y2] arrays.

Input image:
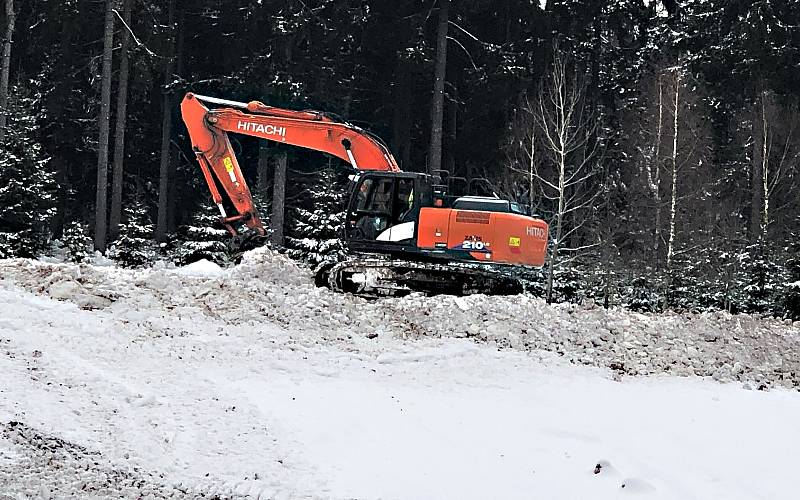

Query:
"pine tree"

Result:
[[0, 86, 56, 258]]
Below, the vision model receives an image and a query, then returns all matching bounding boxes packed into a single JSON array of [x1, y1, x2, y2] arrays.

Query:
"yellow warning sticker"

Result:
[[223, 157, 234, 172], [509, 236, 521, 247]]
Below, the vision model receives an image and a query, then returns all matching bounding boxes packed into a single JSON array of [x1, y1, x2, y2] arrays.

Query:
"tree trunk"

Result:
[[427, 0, 449, 174], [602, 157, 613, 308], [109, 0, 131, 240], [528, 126, 535, 213], [94, 0, 115, 252], [50, 10, 76, 237], [651, 74, 663, 264], [666, 69, 680, 273], [545, 144, 567, 304], [167, 10, 185, 232], [759, 91, 769, 242], [155, 0, 176, 242], [257, 141, 270, 194], [0, 0, 15, 142], [445, 87, 457, 175], [270, 152, 287, 247], [750, 92, 764, 242], [391, 59, 412, 170]]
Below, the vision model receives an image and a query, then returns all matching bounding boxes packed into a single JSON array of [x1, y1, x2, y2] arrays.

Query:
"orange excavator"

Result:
[[180, 93, 549, 295]]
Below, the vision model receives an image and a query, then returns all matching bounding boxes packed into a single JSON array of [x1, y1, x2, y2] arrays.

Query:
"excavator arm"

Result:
[[180, 93, 400, 236]]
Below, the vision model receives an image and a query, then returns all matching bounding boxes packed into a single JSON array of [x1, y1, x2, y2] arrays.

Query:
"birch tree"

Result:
[[534, 49, 599, 303], [642, 73, 664, 262], [665, 66, 680, 272], [752, 90, 800, 243]]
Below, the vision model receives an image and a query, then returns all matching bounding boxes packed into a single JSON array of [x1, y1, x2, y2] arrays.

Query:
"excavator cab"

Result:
[[345, 172, 432, 253]]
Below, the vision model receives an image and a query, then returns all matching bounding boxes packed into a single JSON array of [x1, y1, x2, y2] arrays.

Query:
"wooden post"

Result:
[[270, 152, 287, 246]]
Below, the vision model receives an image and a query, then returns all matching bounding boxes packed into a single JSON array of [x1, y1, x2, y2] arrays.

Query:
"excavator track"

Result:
[[317, 257, 531, 297]]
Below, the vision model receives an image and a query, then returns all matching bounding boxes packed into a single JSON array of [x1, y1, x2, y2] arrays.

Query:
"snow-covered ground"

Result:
[[1, 249, 799, 499]]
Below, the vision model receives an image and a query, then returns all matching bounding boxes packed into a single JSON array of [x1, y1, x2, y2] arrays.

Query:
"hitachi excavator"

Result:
[[180, 93, 549, 295]]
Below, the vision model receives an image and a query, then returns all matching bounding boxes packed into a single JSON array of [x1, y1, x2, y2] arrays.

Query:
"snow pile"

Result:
[[2, 250, 800, 499], [1, 246, 799, 389], [171, 258, 225, 278]]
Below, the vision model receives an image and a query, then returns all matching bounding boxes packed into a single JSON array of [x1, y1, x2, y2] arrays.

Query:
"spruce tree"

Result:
[[0, 86, 56, 258], [286, 167, 346, 265], [107, 196, 157, 267], [171, 203, 231, 266], [58, 219, 93, 263]]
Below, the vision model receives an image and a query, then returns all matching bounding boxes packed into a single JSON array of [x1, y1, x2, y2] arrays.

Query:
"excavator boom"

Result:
[[180, 92, 399, 235]]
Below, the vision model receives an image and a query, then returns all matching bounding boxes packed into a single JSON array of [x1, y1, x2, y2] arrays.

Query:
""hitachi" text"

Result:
[[237, 121, 286, 137]]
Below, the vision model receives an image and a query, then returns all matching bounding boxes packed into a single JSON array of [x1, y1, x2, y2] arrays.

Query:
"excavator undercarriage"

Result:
[[318, 257, 529, 297]]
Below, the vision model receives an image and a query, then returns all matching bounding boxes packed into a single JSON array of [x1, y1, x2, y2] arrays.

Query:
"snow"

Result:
[[1, 248, 800, 498], [171, 258, 225, 277]]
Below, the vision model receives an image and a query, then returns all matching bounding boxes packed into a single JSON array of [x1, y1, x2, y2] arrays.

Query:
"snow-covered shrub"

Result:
[[107, 197, 157, 267], [0, 86, 57, 258], [623, 275, 663, 312], [549, 264, 586, 303]]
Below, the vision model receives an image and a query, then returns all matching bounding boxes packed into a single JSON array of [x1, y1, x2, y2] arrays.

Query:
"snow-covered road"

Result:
[[1, 252, 799, 499]]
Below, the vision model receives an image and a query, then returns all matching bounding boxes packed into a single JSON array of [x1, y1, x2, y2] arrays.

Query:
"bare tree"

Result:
[[752, 91, 800, 243], [534, 49, 600, 303], [644, 74, 664, 261], [0, 0, 14, 142], [94, 0, 116, 252], [665, 67, 680, 271], [109, 0, 131, 240], [502, 94, 538, 213], [625, 55, 714, 278], [660, 59, 713, 276], [427, 0, 449, 174]]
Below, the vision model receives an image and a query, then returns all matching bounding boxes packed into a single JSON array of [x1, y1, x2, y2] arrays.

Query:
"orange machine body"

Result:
[[416, 207, 548, 267]]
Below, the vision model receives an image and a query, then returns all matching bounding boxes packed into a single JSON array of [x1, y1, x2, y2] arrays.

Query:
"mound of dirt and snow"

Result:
[[1, 247, 798, 389], [2, 248, 800, 499]]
